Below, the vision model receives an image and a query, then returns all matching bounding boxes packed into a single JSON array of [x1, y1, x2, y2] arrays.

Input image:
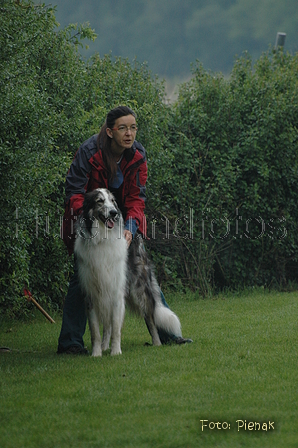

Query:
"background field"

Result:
[[1, 290, 297, 447]]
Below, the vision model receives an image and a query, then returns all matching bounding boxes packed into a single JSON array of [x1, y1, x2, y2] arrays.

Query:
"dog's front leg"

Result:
[[110, 298, 125, 356], [102, 324, 111, 352], [88, 308, 102, 357]]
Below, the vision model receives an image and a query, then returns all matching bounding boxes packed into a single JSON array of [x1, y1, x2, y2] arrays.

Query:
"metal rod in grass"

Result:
[[24, 288, 55, 324]]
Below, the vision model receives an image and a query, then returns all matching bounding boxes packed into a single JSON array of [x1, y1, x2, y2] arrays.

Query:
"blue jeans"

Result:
[[58, 261, 87, 351]]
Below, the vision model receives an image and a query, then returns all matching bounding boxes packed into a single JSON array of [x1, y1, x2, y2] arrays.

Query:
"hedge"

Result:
[[0, 0, 167, 317], [1, 0, 298, 317], [149, 51, 298, 292]]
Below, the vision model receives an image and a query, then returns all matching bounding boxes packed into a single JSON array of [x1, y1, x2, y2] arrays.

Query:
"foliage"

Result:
[[146, 65, 237, 293], [0, 0, 167, 317], [161, 50, 298, 291], [220, 50, 298, 287], [0, 0, 83, 317]]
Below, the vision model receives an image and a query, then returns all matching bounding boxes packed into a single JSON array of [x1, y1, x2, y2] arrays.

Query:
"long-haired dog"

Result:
[[74, 188, 182, 357]]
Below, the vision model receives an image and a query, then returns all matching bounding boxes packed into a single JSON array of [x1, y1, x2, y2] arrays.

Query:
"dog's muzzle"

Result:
[[104, 209, 119, 229]]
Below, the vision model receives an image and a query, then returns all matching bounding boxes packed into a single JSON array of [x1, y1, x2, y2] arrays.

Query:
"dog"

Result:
[[74, 188, 182, 357]]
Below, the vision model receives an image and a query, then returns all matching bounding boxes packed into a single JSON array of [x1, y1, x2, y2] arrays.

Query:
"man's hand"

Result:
[[123, 230, 133, 247]]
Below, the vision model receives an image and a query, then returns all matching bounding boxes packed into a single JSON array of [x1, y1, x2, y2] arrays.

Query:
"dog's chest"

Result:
[[87, 238, 126, 272]]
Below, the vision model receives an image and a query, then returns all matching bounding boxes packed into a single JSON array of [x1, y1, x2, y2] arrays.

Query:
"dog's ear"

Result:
[[83, 191, 96, 218], [113, 199, 120, 213], [80, 192, 96, 234]]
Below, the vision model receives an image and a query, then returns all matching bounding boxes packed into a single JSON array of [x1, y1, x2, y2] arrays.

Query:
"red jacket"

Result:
[[62, 134, 147, 255]]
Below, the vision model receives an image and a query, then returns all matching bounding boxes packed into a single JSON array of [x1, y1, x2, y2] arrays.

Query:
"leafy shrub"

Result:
[[157, 51, 298, 291], [0, 0, 167, 317], [0, 0, 81, 316]]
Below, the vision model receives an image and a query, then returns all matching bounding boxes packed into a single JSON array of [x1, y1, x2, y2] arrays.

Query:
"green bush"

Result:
[[0, 0, 83, 316], [156, 51, 298, 292], [224, 51, 298, 288], [147, 64, 237, 294], [0, 0, 167, 317]]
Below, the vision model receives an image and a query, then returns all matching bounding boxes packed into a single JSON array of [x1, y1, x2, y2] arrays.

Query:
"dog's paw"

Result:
[[111, 350, 122, 356], [110, 345, 122, 356], [91, 347, 102, 357]]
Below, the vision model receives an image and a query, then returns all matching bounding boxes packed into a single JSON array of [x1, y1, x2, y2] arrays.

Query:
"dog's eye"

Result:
[[96, 198, 104, 204]]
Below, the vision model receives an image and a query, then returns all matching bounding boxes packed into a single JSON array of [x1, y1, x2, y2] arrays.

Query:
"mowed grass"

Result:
[[0, 290, 297, 448]]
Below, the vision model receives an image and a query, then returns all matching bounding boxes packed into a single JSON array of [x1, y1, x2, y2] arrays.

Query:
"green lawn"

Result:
[[0, 290, 297, 447]]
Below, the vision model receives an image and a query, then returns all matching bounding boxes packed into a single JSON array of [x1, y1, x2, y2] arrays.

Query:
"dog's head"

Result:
[[80, 189, 121, 237]]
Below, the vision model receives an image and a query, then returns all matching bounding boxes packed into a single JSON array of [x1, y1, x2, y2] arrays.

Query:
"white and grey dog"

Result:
[[74, 188, 182, 357]]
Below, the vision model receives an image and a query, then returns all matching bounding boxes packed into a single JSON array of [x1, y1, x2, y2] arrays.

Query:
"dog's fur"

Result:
[[74, 188, 182, 357]]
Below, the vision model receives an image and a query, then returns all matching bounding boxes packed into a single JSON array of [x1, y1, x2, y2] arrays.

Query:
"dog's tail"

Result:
[[153, 304, 182, 337]]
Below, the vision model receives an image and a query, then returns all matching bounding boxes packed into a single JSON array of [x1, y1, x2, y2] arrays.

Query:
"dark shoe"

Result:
[[175, 337, 193, 345], [0, 347, 11, 353], [57, 345, 89, 355]]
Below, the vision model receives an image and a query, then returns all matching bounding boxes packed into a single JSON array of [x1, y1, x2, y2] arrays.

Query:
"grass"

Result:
[[0, 289, 297, 447]]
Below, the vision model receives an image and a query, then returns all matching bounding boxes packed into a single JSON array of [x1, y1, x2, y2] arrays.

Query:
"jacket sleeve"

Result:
[[62, 145, 93, 254]]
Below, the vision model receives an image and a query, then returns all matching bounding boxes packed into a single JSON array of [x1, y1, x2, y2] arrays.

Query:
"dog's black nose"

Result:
[[109, 209, 118, 218]]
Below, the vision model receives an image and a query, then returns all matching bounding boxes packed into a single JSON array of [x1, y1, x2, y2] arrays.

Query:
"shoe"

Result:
[[0, 347, 11, 353], [57, 345, 89, 355], [175, 337, 193, 345]]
